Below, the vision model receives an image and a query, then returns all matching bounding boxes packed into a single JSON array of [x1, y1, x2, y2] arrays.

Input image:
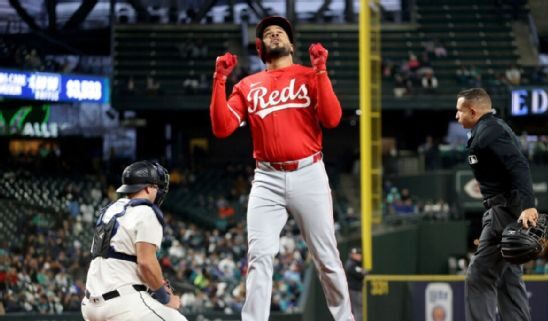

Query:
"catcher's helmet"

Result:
[[255, 16, 294, 63], [116, 160, 170, 206], [501, 213, 547, 264]]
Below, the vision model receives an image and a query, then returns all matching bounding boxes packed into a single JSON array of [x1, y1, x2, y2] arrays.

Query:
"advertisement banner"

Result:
[[0, 68, 109, 104], [366, 276, 548, 321], [510, 87, 548, 117], [455, 169, 548, 211], [425, 283, 453, 321]]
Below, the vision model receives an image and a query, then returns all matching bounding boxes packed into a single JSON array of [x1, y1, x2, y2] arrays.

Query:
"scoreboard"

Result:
[[0, 68, 109, 104]]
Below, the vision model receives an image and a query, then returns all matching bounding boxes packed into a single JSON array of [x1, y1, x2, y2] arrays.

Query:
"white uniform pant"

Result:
[[81, 286, 188, 321], [242, 161, 354, 321]]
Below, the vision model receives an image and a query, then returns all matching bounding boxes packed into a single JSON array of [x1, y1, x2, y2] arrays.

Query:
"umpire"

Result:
[[345, 247, 365, 321], [455, 88, 538, 321]]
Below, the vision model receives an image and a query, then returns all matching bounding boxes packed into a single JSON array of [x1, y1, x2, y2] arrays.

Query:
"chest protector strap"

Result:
[[90, 198, 165, 263]]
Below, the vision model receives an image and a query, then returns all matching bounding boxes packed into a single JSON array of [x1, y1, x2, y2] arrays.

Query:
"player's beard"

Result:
[[265, 43, 291, 61]]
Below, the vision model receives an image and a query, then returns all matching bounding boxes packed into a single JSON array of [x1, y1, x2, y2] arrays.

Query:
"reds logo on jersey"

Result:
[[246, 79, 311, 119]]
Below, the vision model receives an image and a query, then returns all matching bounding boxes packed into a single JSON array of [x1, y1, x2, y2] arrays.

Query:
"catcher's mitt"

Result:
[[501, 213, 547, 264]]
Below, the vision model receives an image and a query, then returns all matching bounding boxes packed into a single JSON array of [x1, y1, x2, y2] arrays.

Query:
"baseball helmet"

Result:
[[255, 16, 294, 63], [116, 160, 170, 206], [501, 213, 547, 264]]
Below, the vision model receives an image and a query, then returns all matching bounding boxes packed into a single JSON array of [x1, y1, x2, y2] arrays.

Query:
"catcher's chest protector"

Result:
[[91, 198, 165, 262]]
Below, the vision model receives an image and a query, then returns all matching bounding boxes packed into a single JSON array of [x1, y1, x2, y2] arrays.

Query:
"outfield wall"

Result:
[[365, 275, 548, 321]]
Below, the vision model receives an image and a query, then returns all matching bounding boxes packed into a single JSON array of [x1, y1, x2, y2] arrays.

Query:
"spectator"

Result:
[[407, 52, 420, 71], [421, 39, 435, 57], [433, 39, 447, 57], [418, 136, 441, 170], [191, 39, 208, 58], [456, 64, 470, 86], [25, 49, 42, 69], [393, 73, 412, 97], [177, 38, 195, 58], [468, 65, 481, 86], [146, 74, 161, 95], [505, 64, 522, 85], [183, 71, 200, 94], [126, 76, 135, 94], [421, 70, 438, 93]]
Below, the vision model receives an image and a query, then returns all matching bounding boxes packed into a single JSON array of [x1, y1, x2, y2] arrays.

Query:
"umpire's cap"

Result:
[[116, 160, 170, 206], [501, 213, 547, 264]]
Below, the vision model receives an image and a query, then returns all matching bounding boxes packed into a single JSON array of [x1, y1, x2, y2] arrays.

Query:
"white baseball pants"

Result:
[[81, 285, 188, 321], [242, 160, 354, 321]]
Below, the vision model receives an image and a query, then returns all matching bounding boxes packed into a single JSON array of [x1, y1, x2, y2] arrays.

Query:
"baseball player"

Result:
[[455, 88, 538, 321], [81, 161, 188, 321], [209, 16, 355, 321]]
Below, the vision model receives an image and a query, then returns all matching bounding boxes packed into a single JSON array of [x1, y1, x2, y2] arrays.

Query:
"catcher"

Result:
[[81, 161, 187, 321]]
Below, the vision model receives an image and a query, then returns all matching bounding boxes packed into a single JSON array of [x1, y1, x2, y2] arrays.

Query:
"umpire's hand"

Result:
[[518, 208, 538, 229]]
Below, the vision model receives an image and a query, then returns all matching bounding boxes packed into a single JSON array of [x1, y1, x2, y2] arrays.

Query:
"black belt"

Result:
[[482, 191, 517, 210], [85, 284, 147, 301]]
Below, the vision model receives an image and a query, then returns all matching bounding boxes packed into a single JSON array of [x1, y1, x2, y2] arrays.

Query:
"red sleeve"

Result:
[[314, 72, 342, 128], [209, 77, 247, 138]]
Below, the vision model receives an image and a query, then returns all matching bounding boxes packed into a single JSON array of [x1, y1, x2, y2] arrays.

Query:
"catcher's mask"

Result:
[[116, 160, 170, 206], [255, 16, 294, 63], [501, 213, 547, 264]]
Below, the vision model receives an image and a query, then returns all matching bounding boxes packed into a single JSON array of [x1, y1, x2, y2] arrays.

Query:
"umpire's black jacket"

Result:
[[467, 112, 535, 217]]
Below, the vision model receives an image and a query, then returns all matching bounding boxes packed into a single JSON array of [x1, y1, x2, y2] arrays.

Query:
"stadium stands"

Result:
[[112, 24, 240, 110], [2, 1, 548, 319], [381, 0, 521, 109], [295, 24, 360, 110], [0, 158, 308, 315]]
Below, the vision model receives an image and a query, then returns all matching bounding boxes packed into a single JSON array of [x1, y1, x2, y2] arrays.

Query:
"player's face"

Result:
[[455, 97, 475, 129], [262, 25, 292, 59]]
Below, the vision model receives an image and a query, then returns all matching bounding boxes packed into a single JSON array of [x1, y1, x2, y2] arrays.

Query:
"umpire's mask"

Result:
[[116, 160, 170, 206]]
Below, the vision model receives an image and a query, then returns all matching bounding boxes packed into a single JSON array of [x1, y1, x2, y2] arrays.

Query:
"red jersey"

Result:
[[210, 64, 341, 162]]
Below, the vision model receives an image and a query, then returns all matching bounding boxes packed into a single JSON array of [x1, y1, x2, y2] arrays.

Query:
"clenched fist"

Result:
[[215, 52, 238, 79], [309, 43, 328, 72]]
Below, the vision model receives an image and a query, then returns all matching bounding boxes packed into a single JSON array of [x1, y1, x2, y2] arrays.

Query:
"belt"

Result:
[[482, 192, 514, 210], [85, 284, 147, 302], [256, 152, 322, 172]]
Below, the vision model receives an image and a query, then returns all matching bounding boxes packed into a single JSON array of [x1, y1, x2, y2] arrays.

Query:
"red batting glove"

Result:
[[214, 52, 238, 80], [309, 43, 328, 72]]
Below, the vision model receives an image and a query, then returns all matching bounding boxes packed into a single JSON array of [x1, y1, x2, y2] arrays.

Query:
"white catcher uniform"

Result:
[[81, 198, 187, 321]]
